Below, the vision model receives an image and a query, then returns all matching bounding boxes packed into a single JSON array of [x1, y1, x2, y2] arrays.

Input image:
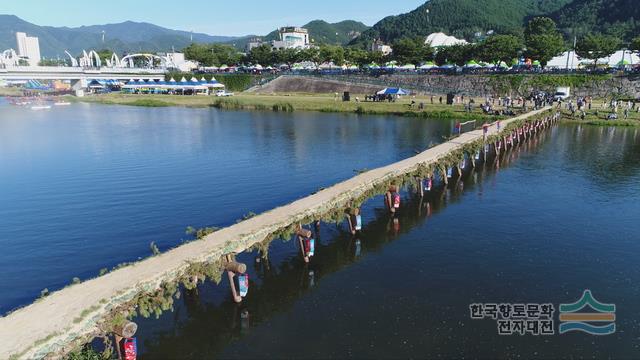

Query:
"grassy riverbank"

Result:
[[75, 93, 506, 120], [558, 100, 640, 127], [0, 87, 22, 96]]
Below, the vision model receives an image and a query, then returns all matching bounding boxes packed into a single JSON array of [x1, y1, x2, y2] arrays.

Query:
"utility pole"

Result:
[[565, 35, 576, 71]]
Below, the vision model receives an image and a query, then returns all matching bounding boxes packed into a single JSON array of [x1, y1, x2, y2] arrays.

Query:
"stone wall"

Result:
[[294, 74, 640, 99]]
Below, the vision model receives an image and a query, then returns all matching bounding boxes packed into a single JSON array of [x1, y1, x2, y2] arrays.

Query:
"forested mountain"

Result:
[[350, 0, 572, 47], [0, 15, 236, 57], [264, 20, 369, 45], [551, 0, 640, 41]]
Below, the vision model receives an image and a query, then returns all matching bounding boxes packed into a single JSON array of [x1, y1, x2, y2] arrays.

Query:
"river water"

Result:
[[2, 102, 639, 358], [0, 102, 450, 313], [131, 124, 640, 359]]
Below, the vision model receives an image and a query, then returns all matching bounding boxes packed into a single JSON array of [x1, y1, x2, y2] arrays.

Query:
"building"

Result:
[[371, 39, 392, 56], [162, 52, 198, 72], [245, 38, 265, 52], [272, 27, 310, 49], [425, 32, 468, 48], [15, 32, 41, 66]]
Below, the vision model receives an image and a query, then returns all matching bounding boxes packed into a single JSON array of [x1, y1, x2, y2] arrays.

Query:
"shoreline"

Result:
[[72, 93, 508, 121], [72, 94, 640, 126]]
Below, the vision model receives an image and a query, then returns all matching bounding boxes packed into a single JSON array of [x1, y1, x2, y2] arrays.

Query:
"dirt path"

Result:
[[0, 107, 551, 359], [246, 75, 383, 94]]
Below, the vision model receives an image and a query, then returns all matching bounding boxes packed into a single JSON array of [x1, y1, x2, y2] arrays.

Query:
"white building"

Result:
[[163, 52, 198, 71], [425, 32, 468, 48], [15, 32, 41, 65], [272, 27, 310, 49], [371, 39, 393, 56]]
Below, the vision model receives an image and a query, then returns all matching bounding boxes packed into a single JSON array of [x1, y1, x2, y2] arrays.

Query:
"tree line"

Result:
[[36, 17, 639, 70], [183, 18, 640, 69]]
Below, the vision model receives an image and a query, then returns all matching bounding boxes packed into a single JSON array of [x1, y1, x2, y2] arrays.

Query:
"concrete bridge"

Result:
[[0, 66, 165, 82], [0, 107, 555, 359]]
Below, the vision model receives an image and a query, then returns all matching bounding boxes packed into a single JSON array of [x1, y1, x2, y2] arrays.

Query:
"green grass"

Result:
[[79, 93, 504, 121], [125, 99, 171, 107], [559, 103, 640, 127]]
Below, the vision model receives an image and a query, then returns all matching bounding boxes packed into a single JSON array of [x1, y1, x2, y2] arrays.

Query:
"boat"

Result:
[[53, 101, 71, 106], [30, 105, 52, 110]]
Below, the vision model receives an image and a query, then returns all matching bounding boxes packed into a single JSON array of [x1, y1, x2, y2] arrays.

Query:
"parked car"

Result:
[[554, 87, 571, 101], [215, 90, 234, 97]]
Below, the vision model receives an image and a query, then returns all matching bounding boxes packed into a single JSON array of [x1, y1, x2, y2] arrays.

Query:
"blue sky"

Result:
[[0, 0, 426, 36]]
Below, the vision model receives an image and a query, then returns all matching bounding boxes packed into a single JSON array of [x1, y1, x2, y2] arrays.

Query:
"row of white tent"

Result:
[[546, 50, 640, 69], [121, 77, 225, 90]]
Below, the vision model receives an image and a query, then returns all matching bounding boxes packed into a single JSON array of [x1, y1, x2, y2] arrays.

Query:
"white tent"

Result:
[[425, 32, 468, 47], [546, 51, 580, 69], [607, 50, 639, 67]]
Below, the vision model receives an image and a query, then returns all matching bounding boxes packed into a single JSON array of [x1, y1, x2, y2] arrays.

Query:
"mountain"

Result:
[[551, 0, 640, 41], [264, 20, 369, 45], [350, 0, 572, 47], [230, 20, 369, 50], [0, 15, 237, 57]]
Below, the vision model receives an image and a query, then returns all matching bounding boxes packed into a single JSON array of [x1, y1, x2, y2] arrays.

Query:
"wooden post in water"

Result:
[[113, 321, 137, 360], [441, 166, 448, 185], [225, 261, 247, 274]]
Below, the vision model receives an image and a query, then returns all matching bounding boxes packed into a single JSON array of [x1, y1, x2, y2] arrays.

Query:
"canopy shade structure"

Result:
[[464, 60, 481, 68], [377, 87, 410, 95], [419, 61, 437, 70]]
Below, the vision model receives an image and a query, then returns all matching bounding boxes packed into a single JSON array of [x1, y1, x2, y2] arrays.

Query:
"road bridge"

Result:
[[0, 66, 165, 82]]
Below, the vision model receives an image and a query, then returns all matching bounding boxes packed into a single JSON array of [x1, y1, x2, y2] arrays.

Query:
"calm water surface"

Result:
[[0, 102, 451, 312], [129, 124, 640, 359]]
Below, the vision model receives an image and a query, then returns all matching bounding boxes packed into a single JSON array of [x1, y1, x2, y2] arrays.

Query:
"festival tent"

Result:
[[607, 50, 639, 68], [377, 87, 410, 95], [207, 77, 225, 88], [546, 51, 580, 69], [25, 79, 50, 90], [384, 61, 399, 69], [532, 60, 542, 67], [319, 62, 338, 69], [400, 64, 416, 70], [464, 60, 482, 68], [439, 63, 456, 69], [419, 61, 436, 70], [425, 32, 468, 47]]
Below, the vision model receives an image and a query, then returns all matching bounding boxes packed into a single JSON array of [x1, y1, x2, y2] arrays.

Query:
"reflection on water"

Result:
[[130, 124, 640, 359], [0, 102, 453, 313]]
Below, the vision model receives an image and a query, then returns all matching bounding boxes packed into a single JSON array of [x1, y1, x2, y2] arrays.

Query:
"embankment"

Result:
[[0, 107, 552, 359], [255, 74, 640, 98], [247, 75, 382, 94]]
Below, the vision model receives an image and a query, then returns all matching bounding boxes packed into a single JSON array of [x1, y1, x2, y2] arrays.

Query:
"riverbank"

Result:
[[74, 93, 507, 120], [558, 100, 640, 127], [0, 87, 22, 96], [0, 108, 552, 359]]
